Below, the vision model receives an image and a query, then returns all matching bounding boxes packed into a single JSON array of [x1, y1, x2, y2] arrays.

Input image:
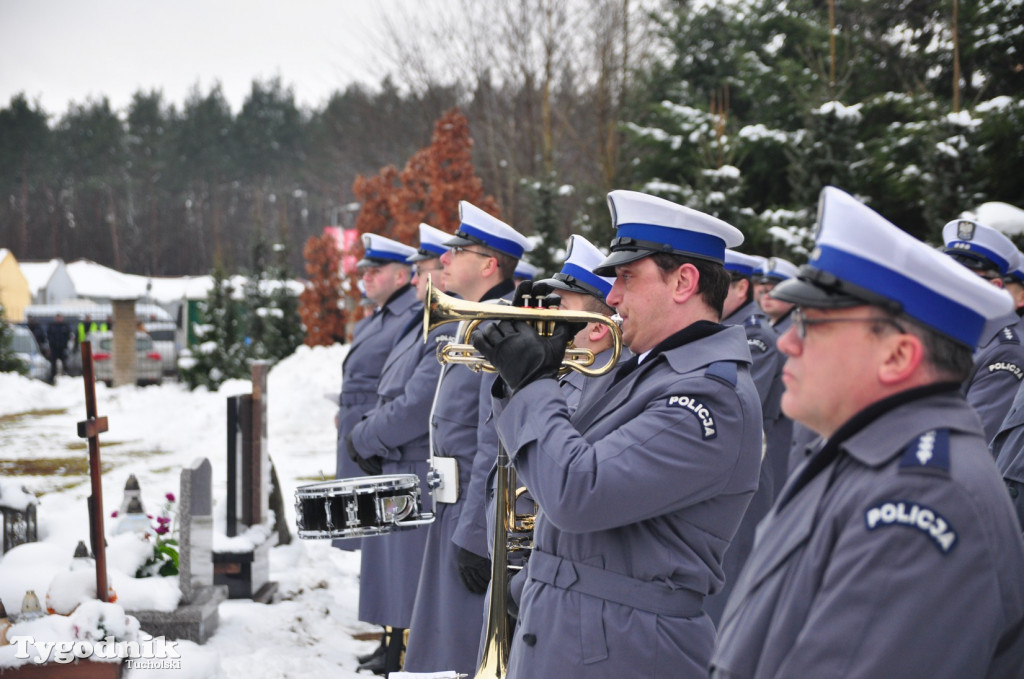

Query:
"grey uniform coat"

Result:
[[964, 320, 1024, 444], [557, 347, 624, 415], [711, 389, 1024, 679], [708, 302, 786, 625], [404, 281, 513, 677], [349, 314, 452, 628], [494, 324, 762, 679], [336, 285, 419, 480], [990, 379, 1024, 535]]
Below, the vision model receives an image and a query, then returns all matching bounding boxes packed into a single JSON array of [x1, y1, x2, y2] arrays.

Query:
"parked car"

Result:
[[142, 321, 179, 376], [88, 331, 163, 386], [9, 324, 50, 381]]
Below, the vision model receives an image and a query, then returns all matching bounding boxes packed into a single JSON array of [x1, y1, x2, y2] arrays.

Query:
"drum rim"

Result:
[[295, 473, 419, 497]]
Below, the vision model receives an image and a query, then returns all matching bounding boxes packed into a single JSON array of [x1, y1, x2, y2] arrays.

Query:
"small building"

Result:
[[0, 249, 31, 322], [19, 258, 77, 306]]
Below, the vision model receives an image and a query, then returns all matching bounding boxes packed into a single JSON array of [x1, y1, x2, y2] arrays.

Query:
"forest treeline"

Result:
[[1, 0, 1022, 281]]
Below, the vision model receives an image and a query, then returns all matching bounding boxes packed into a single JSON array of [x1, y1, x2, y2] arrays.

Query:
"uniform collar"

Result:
[[723, 299, 762, 326], [480, 278, 516, 302], [837, 383, 977, 467]]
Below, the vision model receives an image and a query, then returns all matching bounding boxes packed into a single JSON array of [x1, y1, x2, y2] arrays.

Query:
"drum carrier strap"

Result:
[[529, 550, 704, 617]]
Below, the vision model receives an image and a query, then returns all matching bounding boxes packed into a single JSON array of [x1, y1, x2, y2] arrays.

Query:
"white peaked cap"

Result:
[[537, 234, 616, 301], [593, 190, 743, 275], [724, 250, 767, 277], [942, 218, 1019, 275], [358, 233, 416, 267], [772, 186, 1014, 349], [408, 222, 450, 262], [444, 201, 533, 259]]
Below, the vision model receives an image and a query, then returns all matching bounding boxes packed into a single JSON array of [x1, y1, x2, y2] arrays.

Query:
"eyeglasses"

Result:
[[450, 245, 493, 259], [792, 308, 906, 340], [413, 265, 444, 277]]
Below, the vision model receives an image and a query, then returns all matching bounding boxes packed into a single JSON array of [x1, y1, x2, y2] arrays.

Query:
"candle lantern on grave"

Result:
[[0, 481, 39, 555]]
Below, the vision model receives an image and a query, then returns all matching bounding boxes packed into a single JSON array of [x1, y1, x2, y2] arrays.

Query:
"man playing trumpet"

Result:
[[471, 190, 763, 678]]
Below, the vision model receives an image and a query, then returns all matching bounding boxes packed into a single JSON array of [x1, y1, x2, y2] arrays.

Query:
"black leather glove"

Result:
[[471, 319, 578, 393], [357, 454, 384, 476], [346, 433, 383, 475], [457, 547, 491, 594]]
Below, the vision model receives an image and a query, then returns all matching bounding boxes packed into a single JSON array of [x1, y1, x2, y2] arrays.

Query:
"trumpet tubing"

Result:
[[423, 277, 623, 376]]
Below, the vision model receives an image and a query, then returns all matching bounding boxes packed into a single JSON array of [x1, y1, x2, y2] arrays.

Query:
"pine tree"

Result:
[[0, 304, 27, 375], [299, 232, 347, 346], [180, 264, 249, 391]]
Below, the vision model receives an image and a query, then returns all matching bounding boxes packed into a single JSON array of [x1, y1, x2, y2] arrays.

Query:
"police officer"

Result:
[[334, 234, 419, 550], [492, 234, 624, 627], [706, 249, 788, 625], [942, 218, 1024, 443], [754, 256, 799, 334], [344, 224, 452, 674], [403, 202, 532, 678], [710, 187, 1024, 678], [471, 190, 763, 678], [533, 234, 621, 414]]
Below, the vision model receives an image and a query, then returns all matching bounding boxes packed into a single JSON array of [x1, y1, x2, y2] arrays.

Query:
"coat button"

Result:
[[522, 633, 537, 647]]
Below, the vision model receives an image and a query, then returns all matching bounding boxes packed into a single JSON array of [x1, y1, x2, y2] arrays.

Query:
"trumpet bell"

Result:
[[423, 276, 622, 376]]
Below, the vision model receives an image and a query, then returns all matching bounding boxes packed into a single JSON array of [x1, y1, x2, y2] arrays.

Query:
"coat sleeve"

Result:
[[451, 371, 503, 558], [495, 373, 756, 533], [774, 475, 1010, 678], [349, 341, 443, 461]]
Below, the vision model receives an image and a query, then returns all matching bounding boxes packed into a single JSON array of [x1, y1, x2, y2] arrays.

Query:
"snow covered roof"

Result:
[[64, 259, 304, 304], [18, 259, 62, 297]]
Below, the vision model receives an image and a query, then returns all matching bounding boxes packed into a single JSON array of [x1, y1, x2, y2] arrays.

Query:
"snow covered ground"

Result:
[[0, 344, 385, 678]]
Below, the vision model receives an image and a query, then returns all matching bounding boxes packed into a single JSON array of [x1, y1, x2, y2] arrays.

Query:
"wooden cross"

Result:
[[76, 340, 110, 603]]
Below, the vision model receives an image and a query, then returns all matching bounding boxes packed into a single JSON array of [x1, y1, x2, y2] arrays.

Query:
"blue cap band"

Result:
[[458, 223, 525, 259], [615, 222, 726, 262], [814, 244, 986, 347], [725, 262, 756, 276], [363, 247, 411, 264], [419, 242, 447, 258], [561, 261, 613, 299], [945, 241, 1010, 274]]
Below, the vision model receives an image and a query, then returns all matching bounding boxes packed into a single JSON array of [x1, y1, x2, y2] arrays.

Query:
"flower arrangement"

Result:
[[134, 492, 179, 578]]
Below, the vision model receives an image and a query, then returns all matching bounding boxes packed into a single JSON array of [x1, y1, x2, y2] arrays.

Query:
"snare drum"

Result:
[[294, 474, 434, 540]]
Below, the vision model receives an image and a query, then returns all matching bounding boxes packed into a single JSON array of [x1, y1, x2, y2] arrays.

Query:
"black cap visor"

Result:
[[771, 265, 904, 313], [592, 248, 654, 277], [534, 274, 605, 302]]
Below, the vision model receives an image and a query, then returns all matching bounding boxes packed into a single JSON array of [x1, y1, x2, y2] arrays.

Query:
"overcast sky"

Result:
[[0, 0, 444, 117]]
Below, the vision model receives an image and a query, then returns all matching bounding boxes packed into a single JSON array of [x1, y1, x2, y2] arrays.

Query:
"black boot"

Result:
[[357, 627, 387, 667], [382, 627, 406, 676]]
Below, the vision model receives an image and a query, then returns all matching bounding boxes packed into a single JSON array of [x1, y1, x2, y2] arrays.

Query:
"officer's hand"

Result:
[[457, 547, 491, 595], [357, 454, 384, 476], [345, 433, 360, 463], [471, 319, 579, 393]]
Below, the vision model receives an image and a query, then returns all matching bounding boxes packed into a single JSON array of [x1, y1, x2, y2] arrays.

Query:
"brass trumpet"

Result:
[[423, 277, 622, 376]]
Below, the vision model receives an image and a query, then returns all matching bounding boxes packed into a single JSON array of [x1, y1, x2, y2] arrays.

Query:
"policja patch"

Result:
[[666, 395, 717, 439], [864, 500, 958, 554]]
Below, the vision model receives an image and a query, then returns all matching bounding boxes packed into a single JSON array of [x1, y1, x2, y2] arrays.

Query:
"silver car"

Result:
[[9, 324, 50, 381], [88, 330, 164, 386], [142, 321, 179, 376]]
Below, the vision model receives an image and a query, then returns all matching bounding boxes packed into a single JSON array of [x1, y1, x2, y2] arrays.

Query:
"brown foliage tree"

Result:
[[298, 232, 347, 346], [343, 107, 502, 327]]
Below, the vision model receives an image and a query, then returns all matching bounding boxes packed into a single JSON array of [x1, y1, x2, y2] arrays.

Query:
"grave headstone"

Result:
[[214, 362, 278, 602], [129, 457, 226, 644]]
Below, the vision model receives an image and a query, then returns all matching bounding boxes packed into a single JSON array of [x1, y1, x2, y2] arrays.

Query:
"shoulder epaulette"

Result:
[[999, 326, 1020, 345], [704, 361, 737, 387], [898, 429, 951, 475]]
